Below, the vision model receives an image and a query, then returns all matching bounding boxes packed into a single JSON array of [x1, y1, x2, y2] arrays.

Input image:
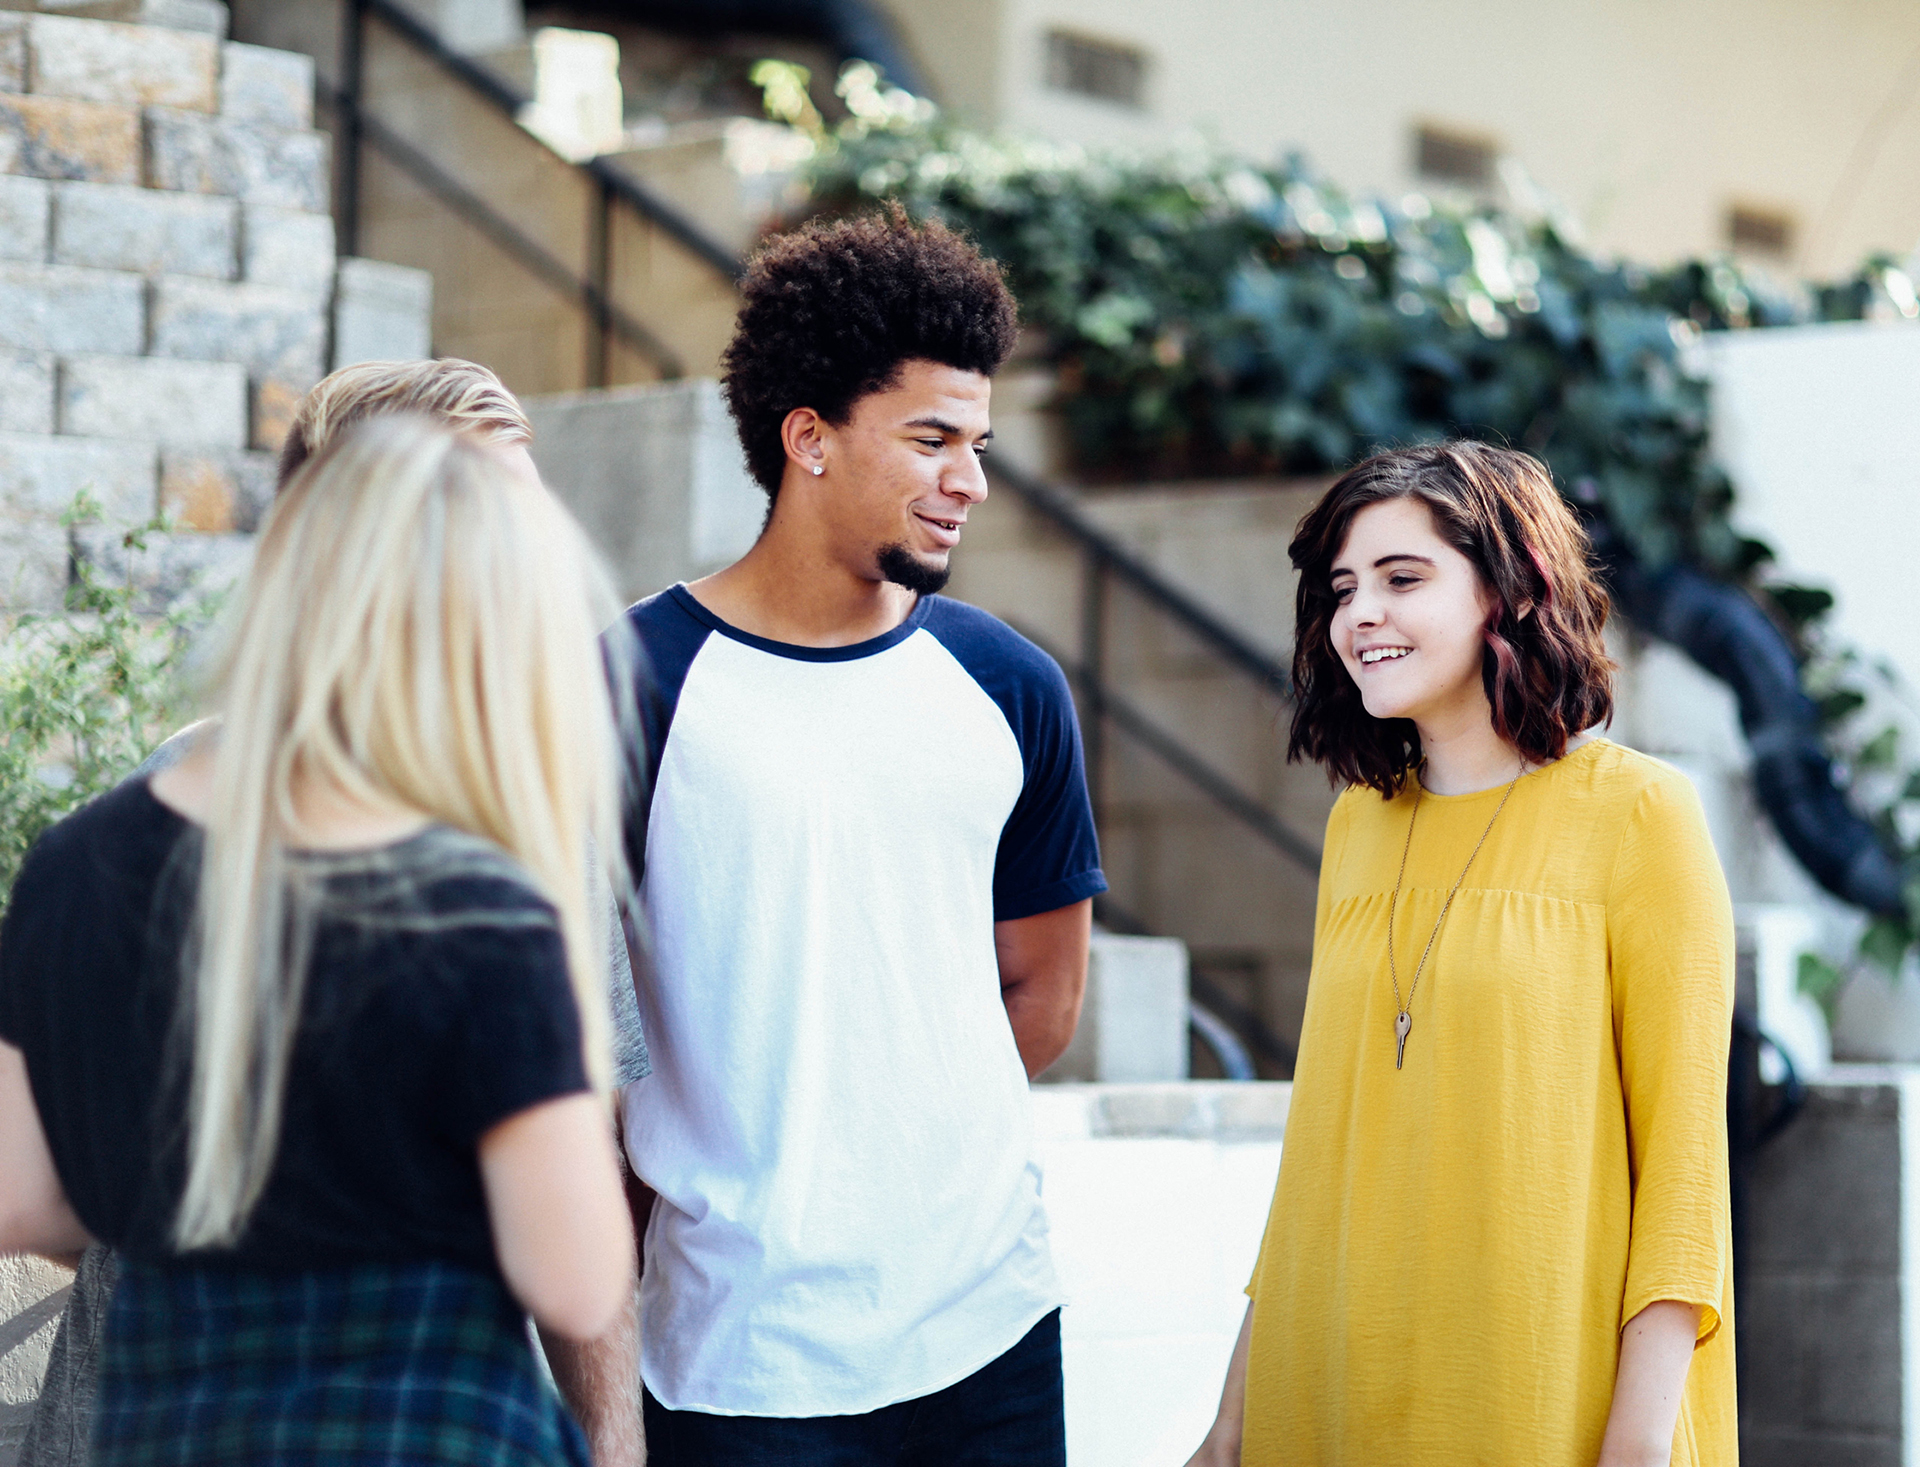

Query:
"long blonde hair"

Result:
[[175, 416, 630, 1250]]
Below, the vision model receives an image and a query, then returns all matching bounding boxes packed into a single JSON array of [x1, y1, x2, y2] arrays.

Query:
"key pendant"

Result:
[[1394, 1010, 1412, 1070]]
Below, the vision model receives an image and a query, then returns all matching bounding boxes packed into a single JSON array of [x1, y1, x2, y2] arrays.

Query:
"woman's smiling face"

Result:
[[1329, 496, 1496, 731]]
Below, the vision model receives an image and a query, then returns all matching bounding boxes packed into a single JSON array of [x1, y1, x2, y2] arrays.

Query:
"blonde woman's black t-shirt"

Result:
[[0, 779, 590, 1276]]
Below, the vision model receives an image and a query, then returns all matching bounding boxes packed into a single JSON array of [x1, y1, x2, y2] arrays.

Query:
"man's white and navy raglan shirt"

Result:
[[618, 583, 1107, 1418]]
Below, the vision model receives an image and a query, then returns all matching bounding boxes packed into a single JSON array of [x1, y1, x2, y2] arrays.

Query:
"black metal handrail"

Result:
[[355, 0, 744, 282], [1017, 622, 1321, 873], [986, 458, 1293, 698], [332, 0, 746, 385], [327, 92, 689, 377]]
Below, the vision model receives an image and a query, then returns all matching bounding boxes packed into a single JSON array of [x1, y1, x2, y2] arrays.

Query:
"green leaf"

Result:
[[1858, 725, 1902, 771], [1860, 917, 1914, 976], [1817, 689, 1867, 725], [1767, 583, 1835, 626], [1797, 951, 1845, 1009]]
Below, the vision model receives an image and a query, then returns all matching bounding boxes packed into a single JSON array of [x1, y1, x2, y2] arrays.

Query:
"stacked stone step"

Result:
[[0, 2, 331, 611]]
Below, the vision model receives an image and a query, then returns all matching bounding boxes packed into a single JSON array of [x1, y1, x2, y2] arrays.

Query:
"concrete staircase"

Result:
[[227, 0, 745, 398]]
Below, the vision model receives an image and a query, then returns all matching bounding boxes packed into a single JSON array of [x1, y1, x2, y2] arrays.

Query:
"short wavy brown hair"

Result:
[[721, 204, 1018, 500], [1287, 441, 1614, 794]]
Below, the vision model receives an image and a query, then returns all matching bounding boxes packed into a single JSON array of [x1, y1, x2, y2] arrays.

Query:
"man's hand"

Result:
[[995, 899, 1092, 1078]]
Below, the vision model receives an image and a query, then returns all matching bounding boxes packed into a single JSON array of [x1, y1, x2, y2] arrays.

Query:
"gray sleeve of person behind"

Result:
[[16, 1246, 118, 1467], [596, 863, 650, 1089]]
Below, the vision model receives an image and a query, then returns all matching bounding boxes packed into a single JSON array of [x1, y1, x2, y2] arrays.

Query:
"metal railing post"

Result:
[[337, 0, 368, 257], [1080, 549, 1108, 821], [587, 175, 613, 387]]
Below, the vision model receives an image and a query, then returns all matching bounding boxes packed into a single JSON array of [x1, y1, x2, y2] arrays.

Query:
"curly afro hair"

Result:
[[721, 205, 1019, 499]]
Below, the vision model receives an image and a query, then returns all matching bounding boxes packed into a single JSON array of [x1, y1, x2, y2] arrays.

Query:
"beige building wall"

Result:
[[887, 0, 1920, 278]]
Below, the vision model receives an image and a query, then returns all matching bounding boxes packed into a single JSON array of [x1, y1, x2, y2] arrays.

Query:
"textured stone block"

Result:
[[220, 42, 310, 129], [0, 259, 140, 352], [0, 92, 139, 183], [0, 427, 152, 522], [0, 171, 47, 259], [51, 178, 234, 276], [144, 107, 327, 211], [60, 352, 248, 447], [160, 445, 274, 531], [240, 203, 331, 293], [250, 372, 300, 452], [73, 523, 249, 613], [0, 15, 24, 93], [150, 276, 326, 379], [0, 516, 67, 609], [35, 1, 227, 38], [331, 256, 433, 367], [27, 15, 217, 111], [0, 347, 53, 430]]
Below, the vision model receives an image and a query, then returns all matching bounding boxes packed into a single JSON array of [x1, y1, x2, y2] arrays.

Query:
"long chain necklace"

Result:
[[1385, 764, 1524, 1070]]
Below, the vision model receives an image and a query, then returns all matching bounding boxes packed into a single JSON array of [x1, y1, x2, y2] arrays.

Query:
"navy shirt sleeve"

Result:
[[923, 598, 1108, 920], [612, 586, 714, 887]]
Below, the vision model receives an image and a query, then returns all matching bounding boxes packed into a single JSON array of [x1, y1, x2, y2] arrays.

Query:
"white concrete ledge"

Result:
[[1033, 1079, 1290, 1140]]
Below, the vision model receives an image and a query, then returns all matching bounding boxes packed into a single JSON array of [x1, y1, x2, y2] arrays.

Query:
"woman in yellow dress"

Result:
[[1185, 442, 1736, 1466]]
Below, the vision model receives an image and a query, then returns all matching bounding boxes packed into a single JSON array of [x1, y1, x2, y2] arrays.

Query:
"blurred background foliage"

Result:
[[790, 87, 1920, 969], [0, 501, 200, 904]]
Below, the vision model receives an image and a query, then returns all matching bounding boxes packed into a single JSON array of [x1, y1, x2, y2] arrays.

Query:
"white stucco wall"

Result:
[[886, 0, 1920, 277], [1703, 320, 1920, 700]]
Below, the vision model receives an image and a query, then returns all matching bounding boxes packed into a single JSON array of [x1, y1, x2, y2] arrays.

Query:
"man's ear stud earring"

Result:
[[811, 464, 825, 476]]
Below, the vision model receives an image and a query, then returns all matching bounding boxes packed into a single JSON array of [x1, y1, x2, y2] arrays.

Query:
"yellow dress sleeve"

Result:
[[1606, 770, 1736, 1342]]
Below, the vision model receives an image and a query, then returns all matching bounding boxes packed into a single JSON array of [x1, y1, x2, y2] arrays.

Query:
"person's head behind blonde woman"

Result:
[[175, 414, 629, 1250], [276, 358, 537, 492]]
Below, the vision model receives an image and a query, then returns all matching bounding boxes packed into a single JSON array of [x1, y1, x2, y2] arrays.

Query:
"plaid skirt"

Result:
[[92, 1258, 591, 1467]]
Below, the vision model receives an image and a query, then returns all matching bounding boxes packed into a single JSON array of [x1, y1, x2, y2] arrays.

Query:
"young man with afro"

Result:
[[617, 209, 1105, 1463]]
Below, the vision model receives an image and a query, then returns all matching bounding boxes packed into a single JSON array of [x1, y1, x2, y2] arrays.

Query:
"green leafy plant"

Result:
[[1802, 639, 1920, 979], [0, 496, 209, 904], [787, 101, 1920, 980]]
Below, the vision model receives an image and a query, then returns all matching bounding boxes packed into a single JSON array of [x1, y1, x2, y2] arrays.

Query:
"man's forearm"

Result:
[[539, 1285, 643, 1467]]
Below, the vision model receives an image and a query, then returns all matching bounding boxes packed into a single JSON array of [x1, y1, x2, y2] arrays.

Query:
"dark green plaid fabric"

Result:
[[93, 1259, 589, 1466]]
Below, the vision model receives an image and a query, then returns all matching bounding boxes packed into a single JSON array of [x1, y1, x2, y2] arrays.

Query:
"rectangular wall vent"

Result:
[[1043, 30, 1148, 108], [1414, 125, 1498, 188], [1728, 205, 1795, 257]]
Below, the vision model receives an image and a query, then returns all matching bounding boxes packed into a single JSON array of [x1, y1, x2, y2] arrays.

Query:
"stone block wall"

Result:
[[0, 2, 327, 610]]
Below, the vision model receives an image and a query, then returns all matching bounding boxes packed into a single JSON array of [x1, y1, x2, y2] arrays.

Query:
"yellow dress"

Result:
[[1243, 739, 1737, 1465]]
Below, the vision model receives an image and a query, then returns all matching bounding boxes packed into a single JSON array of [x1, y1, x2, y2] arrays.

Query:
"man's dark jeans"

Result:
[[641, 1310, 1065, 1466]]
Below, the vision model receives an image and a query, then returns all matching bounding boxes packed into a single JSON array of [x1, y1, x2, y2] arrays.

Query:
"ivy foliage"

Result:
[[791, 96, 1920, 971], [0, 498, 205, 905], [809, 119, 1913, 579]]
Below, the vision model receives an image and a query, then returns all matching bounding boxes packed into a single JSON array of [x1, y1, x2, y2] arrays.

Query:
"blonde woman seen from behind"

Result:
[[17, 356, 651, 1467], [0, 418, 633, 1466]]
